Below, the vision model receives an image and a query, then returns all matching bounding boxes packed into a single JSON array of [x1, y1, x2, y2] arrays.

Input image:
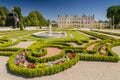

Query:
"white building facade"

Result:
[[58, 15, 95, 28]]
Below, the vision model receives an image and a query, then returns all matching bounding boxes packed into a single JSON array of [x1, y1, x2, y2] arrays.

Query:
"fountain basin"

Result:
[[32, 31, 66, 38]]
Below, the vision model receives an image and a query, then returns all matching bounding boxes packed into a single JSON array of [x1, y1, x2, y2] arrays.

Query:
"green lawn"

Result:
[[0, 30, 89, 41]]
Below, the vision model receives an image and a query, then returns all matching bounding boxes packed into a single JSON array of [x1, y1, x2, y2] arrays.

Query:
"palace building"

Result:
[[58, 15, 95, 28]]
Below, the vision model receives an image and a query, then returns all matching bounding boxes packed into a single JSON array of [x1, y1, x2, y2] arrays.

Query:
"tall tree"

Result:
[[13, 6, 22, 21], [0, 6, 9, 26], [0, 6, 6, 26], [2, 6, 9, 16], [33, 11, 47, 26], [26, 10, 49, 28], [107, 5, 120, 26], [28, 11, 39, 28], [13, 6, 24, 30]]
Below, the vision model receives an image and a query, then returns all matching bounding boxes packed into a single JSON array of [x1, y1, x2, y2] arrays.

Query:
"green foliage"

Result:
[[107, 5, 120, 26], [27, 50, 65, 63], [0, 6, 9, 26], [20, 22, 24, 31], [79, 54, 119, 62], [92, 30, 120, 37], [13, 6, 22, 21], [8, 49, 79, 77], [80, 30, 114, 40], [24, 10, 49, 27], [31, 48, 47, 57]]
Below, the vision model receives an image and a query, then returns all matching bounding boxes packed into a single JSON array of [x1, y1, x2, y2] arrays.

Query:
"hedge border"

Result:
[[8, 49, 79, 77]]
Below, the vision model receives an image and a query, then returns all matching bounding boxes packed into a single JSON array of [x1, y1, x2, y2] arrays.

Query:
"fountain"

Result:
[[32, 24, 66, 38], [49, 24, 52, 36]]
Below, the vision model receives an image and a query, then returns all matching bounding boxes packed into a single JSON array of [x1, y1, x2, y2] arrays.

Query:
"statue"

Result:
[[5, 7, 20, 28]]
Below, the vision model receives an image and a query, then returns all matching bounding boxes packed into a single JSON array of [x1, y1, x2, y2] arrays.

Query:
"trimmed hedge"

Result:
[[79, 54, 119, 62], [80, 30, 114, 40], [107, 41, 120, 57], [8, 49, 79, 77], [92, 30, 120, 37], [27, 50, 65, 63], [31, 48, 47, 57], [0, 47, 21, 56]]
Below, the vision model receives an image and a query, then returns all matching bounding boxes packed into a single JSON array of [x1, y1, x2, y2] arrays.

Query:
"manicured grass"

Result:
[[66, 31, 89, 40], [0, 30, 89, 41], [1, 30, 40, 38]]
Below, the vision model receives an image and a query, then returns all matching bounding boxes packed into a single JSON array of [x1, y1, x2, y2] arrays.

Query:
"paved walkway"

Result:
[[92, 29, 120, 39], [87, 43, 97, 50], [41, 47, 62, 58], [11, 41, 35, 48], [0, 56, 120, 80], [112, 46, 120, 56]]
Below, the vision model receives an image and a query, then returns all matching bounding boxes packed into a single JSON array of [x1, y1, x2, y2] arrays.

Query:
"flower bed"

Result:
[[8, 49, 79, 77], [31, 48, 47, 57]]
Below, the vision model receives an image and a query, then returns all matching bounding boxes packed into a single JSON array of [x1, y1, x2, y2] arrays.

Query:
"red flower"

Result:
[[27, 63, 35, 68], [19, 59, 25, 64], [69, 53, 76, 59], [57, 61, 63, 64], [15, 61, 20, 66]]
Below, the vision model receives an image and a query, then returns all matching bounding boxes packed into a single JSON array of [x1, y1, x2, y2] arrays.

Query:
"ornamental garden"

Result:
[[0, 29, 120, 77]]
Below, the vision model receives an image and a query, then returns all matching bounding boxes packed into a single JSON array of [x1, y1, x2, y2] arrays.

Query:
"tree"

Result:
[[107, 5, 120, 27], [32, 11, 48, 27], [0, 6, 9, 26], [46, 19, 50, 26], [28, 11, 39, 28], [2, 6, 9, 16], [26, 10, 48, 28], [13, 6, 22, 21], [14, 6, 25, 30]]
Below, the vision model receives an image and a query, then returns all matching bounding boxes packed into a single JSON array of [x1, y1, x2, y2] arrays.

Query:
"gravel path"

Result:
[[112, 46, 120, 56], [69, 43, 81, 47], [0, 56, 120, 80], [87, 43, 97, 50], [11, 41, 35, 48], [92, 30, 120, 39], [41, 47, 62, 58]]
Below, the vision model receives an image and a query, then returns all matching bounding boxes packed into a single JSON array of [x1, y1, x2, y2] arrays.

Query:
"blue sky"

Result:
[[0, 0, 120, 21]]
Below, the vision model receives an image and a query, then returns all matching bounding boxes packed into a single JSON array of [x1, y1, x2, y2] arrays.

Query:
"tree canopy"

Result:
[[107, 5, 120, 26], [0, 6, 9, 26], [0, 6, 50, 28], [23, 10, 49, 28]]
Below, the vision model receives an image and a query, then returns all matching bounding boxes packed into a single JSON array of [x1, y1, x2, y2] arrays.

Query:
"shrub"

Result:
[[8, 49, 80, 77]]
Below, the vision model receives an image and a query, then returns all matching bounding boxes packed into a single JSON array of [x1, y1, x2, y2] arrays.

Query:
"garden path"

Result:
[[41, 47, 62, 58], [112, 46, 120, 56], [91, 30, 120, 39], [0, 57, 120, 80], [11, 41, 35, 48], [86, 43, 97, 50], [69, 43, 81, 47]]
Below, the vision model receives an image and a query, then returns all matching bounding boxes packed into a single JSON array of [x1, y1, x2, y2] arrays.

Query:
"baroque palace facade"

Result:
[[58, 15, 111, 28], [58, 15, 95, 28]]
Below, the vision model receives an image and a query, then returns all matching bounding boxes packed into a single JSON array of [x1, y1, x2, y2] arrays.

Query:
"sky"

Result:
[[0, 0, 120, 21]]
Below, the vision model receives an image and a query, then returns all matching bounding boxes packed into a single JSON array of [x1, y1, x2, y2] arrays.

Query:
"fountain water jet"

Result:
[[32, 24, 66, 38], [49, 24, 52, 36]]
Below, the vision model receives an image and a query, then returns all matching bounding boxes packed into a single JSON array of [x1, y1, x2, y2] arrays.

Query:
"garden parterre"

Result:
[[0, 30, 119, 77]]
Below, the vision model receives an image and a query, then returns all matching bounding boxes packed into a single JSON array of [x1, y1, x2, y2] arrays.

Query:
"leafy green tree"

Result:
[[34, 11, 46, 26], [2, 6, 9, 16], [107, 5, 120, 27], [0, 6, 9, 26], [26, 10, 49, 28], [46, 19, 50, 26], [28, 11, 39, 28], [13, 6, 22, 21], [14, 6, 25, 30]]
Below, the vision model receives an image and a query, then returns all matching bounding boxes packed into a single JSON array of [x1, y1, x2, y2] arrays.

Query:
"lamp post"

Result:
[[113, 16, 114, 29]]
